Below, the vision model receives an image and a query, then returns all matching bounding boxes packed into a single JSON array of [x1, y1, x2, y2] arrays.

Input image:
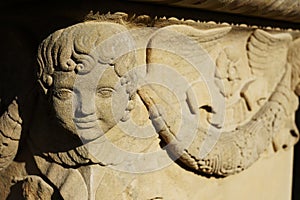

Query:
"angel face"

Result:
[[50, 62, 130, 142], [35, 21, 137, 142]]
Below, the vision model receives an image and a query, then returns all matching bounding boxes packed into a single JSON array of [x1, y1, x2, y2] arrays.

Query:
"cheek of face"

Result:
[[49, 67, 131, 142], [95, 68, 130, 133], [51, 72, 77, 134], [51, 90, 77, 134]]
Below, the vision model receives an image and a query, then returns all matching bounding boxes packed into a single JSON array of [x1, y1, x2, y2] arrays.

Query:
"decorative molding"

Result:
[[130, 0, 300, 23]]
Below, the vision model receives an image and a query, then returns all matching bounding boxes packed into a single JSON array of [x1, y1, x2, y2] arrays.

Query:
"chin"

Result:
[[55, 119, 78, 135], [76, 126, 104, 144]]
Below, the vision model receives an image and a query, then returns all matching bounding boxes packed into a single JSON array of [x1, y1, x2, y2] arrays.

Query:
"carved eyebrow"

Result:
[[97, 81, 120, 90], [53, 81, 75, 90], [96, 86, 115, 90]]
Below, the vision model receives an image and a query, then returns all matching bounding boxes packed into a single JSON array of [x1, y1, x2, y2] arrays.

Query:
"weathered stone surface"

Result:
[[0, 12, 299, 199], [130, 0, 300, 23]]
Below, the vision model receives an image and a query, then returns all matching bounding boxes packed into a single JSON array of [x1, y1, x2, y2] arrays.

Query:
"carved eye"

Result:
[[53, 89, 73, 100], [97, 88, 114, 98]]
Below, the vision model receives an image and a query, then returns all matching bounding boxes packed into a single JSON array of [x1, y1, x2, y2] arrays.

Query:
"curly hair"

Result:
[[37, 20, 137, 96]]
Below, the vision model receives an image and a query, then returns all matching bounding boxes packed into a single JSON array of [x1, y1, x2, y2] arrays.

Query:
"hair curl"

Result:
[[37, 21, 137, 96]]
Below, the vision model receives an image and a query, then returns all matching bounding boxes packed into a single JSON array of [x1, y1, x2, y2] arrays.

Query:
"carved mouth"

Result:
[[75, 121, 98, 129], [73, 117, 98, 129]]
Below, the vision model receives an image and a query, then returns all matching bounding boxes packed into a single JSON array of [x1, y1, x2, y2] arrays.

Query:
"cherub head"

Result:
[[37, 21, 137, 142]]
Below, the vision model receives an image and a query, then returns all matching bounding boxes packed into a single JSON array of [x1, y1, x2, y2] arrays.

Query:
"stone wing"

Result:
[[247, 29, 292, 77], [147, 24, 231, 52], [0, 99, 22, 171]]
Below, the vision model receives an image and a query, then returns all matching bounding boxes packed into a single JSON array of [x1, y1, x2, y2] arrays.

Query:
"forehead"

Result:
[[52, 66, 120, 89], [71, 22, 134, 63]]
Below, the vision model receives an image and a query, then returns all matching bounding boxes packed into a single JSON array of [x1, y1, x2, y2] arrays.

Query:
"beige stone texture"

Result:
[[0, 12, 299, 199], [131, 0, 300, 23]]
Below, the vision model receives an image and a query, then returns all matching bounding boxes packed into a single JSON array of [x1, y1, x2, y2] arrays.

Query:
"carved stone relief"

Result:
[[0, 12, 299, 199], [129, 0, 300, 23]]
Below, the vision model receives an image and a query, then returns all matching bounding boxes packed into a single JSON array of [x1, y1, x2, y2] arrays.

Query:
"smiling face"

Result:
[[51, 63, 130, 142]]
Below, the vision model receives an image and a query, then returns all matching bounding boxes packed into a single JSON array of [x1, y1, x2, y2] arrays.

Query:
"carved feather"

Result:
[[147, 24, 231, 52], [161, 25, 232, 42], [0, 99, 22, 171], [43, 146, 95, 167], [288, 38, 300, 95], [247, 29, 292, 75]]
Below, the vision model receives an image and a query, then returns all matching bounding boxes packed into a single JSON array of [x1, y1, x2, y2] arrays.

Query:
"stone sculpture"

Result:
[[0, 12, 299, 199], [130, 0, 300, 23]]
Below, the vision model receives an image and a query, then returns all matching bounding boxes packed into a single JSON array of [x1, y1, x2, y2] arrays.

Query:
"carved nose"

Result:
[[75, 93, 95, 117]]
